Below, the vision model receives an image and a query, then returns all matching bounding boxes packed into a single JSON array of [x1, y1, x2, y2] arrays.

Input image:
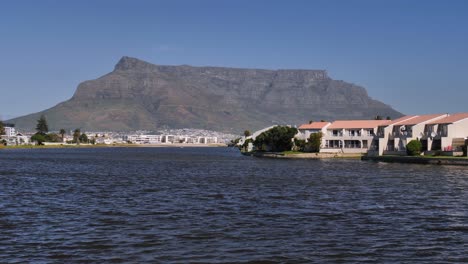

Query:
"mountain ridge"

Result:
[[8, 56, 403, 133]]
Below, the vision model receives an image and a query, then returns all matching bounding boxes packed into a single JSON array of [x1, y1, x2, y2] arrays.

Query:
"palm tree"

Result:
[[59, 129, 66, 142]]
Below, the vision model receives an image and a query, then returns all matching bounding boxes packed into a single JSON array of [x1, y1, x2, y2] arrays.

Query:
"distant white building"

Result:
[[124, 135, 163, 144], [95, 137, 114, 145], [4, 124, 16, 137], [198, 137, 218, 144]]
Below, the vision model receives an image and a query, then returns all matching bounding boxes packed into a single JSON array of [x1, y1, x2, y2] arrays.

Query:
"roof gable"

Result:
[[427, 113, 468, 125], [397, 114, 447, 126], [328, 120, 391, 129], [298, 122, 330, 129]]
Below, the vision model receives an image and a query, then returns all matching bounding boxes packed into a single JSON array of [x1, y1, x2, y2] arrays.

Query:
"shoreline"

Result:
[[244, 151, 363, 159], [0, 143, 227, 150], [362, 155, 468, 166]]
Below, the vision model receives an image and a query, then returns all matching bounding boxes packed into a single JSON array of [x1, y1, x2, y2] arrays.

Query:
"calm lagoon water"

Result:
[[1, 147, 468, 263]]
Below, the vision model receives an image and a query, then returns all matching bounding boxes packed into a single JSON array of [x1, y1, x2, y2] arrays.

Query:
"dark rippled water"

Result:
[[1, 147, 468, 263]]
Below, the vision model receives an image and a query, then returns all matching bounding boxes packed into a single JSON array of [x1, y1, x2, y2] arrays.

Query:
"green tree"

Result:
[[306, 132, 323, 153], [31, 133, 46, 145], [243, 130, 251, 137], [36, 115, 49, 135], [293, 138, 306, 151], [45, 133, 62, 143], [406, 139, 422, 156], [253, 126, 298, 152], [73, 129, 81, 144], [59, 129, 66, 141], [79, 133, 88, 143], [0, 121, 5, 136], [386, 116, 391, 120]]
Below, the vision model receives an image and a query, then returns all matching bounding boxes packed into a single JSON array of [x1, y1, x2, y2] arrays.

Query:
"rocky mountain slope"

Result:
[[9, 56, 402, 133]]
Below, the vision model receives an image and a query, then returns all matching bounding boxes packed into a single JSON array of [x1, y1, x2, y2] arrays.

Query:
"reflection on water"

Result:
[[1, 147, 468, 262]]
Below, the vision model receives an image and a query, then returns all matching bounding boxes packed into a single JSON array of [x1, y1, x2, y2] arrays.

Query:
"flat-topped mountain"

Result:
[[8, 56, 402, 132]]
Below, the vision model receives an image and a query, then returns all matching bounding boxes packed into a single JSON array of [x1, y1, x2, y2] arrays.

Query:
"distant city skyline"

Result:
[[1, 0, 467, 120]]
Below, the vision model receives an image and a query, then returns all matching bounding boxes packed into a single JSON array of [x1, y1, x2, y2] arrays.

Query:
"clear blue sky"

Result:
[[1, 0, 467, 120]]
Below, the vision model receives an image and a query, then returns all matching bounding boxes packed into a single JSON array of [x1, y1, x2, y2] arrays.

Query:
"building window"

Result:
[[365, 129, 374, 136], [331, 130, 342, 137], [347, 129, 361, 137], [325, 140, 342, 148], [344, 140, 361, 148]]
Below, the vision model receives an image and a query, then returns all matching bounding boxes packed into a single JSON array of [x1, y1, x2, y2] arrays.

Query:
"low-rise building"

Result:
[[379, 113, 448, 155], [4, 124, 16, 137], [422, 113, 468, 153], [124, 135, 163, 144], [297, 122, 331, 140], [321, 120, 390, 153]]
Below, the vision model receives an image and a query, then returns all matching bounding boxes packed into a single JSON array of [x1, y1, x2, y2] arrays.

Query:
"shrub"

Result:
[[45, 133, 62, 142], [31, 133, 46, 145], [293, 139, 306, 151], [406, 140, 422, 156], [253, 126, 298, 152], [305, 132, 323, 153]]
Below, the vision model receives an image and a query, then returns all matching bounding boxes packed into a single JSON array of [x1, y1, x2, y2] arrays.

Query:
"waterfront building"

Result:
[[95, 137, 115, 145], [377, 113, 448, 155], [124, 135, 163, 144], [373, 115, 419, 156], [198, 136, 218, 144], [320, 120, 390, 153], [161, 135, 175, 143], [297, 122, 331, 140], [422, 113, 468, 153]]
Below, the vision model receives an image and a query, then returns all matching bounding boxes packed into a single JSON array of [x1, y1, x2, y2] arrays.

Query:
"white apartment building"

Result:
[[124, 135, 163, 144], [422, 113, 468, 153], [320, 120, 390, 153], [297, 122, 331, 139], [4, 125, 16, 137], [378, 113, 447, 155]]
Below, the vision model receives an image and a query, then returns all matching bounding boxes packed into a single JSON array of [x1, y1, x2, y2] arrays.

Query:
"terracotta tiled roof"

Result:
[[385, 115, 418, 125], [298, 122, 330, 129], [328, 120, 391, 129], [397, 114, 447, 125], [427, 113, 468, 124]]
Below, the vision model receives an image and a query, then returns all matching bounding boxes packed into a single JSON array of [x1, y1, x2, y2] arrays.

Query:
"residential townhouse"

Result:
[[374, 115, 419, 156], [297, 122, 331, 139], [296, 122, 331, 149], [422, 113, 468, 153], [320, 120, 390, 153], [378, 113, 448, 155]]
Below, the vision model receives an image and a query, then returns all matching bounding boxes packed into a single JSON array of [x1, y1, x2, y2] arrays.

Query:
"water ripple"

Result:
[[1, 147, 468, 262]]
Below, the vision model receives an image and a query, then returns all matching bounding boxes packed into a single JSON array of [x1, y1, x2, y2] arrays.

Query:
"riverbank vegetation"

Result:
[[240, 125, 324, 155]]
